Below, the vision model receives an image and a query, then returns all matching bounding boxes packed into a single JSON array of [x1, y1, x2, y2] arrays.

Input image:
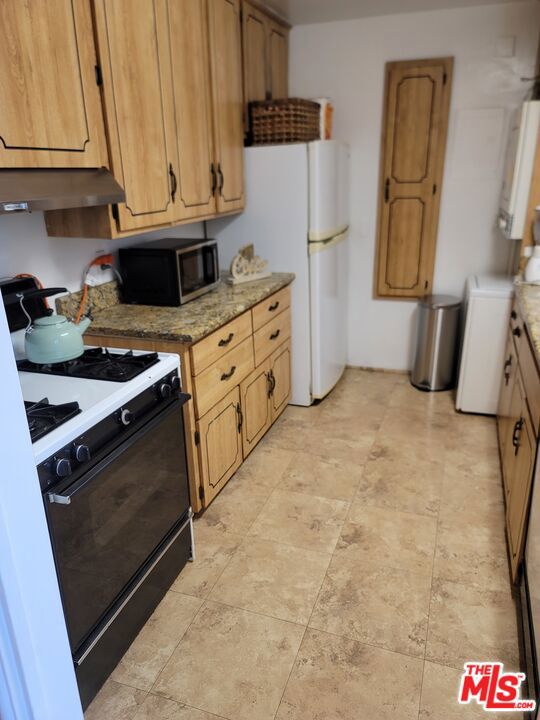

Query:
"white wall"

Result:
[[289, 1, 540, 369], [0, 213, 204, 293]]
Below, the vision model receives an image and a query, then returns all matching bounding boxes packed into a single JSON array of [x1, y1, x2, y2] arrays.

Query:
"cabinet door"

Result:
[[270, 340, 291, 422], [268, 20, 289, 99], [197, 386, 243, 506], [167, 0, 217, 221], [502, 370, 523, 502], [375, 58, 453, 297], [243, 2, 269, 105], [208, 0, 245, 213], [240, 359, 272, 457], [497, 328, 517, 459], [507, 398, 535, 582], [93, 0, 178, 232], [0, 0, 107, 168]]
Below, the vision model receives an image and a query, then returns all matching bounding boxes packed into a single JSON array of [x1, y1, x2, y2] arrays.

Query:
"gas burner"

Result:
[[25, 398, 81, 443], [18, 348, 160, 382]]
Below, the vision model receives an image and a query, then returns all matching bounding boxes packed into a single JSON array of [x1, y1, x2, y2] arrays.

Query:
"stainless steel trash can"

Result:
[[411, 295, 461, 391]]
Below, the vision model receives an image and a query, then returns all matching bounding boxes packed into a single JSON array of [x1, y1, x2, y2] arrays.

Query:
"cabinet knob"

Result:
[[513, 327, 521, 338]]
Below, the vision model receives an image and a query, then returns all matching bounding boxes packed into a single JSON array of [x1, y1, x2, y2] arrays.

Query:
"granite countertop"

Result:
[[57, 273, 295, 345], [515, 282, 540, 364]]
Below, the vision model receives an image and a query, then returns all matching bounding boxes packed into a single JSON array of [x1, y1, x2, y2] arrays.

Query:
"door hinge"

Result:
[[432, 183, 437, 195], [111, 203, 119, 221], [424, 280, 429, 290], [194, 430, 200, 446], [198, 485, 205, 501], [443, 72, 447, 85], [95, 65, 103, 86]]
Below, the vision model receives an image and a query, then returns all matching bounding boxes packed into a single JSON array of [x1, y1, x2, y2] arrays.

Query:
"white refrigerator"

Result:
[[214, 141, 350, 406]]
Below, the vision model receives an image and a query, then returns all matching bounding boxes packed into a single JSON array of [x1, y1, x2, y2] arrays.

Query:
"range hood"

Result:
[[0, 168, 125, 214]]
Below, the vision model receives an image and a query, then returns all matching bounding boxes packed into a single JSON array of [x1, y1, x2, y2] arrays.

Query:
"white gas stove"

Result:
[[18, 346, 180, 465], [16, 344, 193, 709]]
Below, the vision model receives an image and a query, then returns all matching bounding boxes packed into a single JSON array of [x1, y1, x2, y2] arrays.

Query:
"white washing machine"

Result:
[[456, 274, 514, 415]]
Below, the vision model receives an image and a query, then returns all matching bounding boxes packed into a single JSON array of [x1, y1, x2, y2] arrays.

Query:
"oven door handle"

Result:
[[46, 396, 188, 506]]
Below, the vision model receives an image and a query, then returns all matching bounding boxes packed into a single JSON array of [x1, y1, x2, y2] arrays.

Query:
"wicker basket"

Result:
[[249, 98, 321, 145]]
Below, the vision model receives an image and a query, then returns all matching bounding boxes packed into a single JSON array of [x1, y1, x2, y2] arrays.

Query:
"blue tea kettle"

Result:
[[18, 287, 91, 364]]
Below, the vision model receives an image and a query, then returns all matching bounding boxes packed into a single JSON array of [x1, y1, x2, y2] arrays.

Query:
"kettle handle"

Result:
[[17, 287, 67, 300]]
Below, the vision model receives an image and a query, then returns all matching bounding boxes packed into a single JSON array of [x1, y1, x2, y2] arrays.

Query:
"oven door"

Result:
[[177, 241, 219, 303], [45, 399, 190, 652]]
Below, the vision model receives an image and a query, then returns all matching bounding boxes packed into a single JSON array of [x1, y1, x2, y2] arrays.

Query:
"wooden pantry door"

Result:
[[375, 58, 453, 298]]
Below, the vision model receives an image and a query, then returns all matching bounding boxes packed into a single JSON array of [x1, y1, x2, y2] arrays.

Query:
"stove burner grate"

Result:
[[18, 348, 160, 382], [25, 398, 81, 443]]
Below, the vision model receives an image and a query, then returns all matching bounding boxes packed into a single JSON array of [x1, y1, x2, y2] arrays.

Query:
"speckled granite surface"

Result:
[[515, 282, 540, 363], [59, 273, 295, 345], [56, 281, 120, 319]]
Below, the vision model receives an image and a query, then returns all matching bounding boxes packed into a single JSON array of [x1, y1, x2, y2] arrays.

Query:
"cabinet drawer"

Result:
[[253, 308, 291, 366], [519, 334, 540, 435], [193, 336, 254, 418], [252, 286, 291, 331], [190, 312, 253, 376]]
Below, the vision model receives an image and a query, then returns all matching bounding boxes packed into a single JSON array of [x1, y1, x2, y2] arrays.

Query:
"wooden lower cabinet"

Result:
[[497, 300, 540, 582], [240, 359, 272, 457], [506, 402, 535, 581], [197, 386, 243, 506], [270, 341, 291, 421], [497, 329, 517, 465]]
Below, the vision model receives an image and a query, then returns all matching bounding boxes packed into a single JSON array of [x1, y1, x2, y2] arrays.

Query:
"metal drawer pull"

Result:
[[269, 301, 280, 312], [221, 365, 236, 381], [236, 403, 243, 433], [504, 356, 512, 386], [217, 163, 224, 195], [513, 327, 521, 338], [270, 329, 281, 340], [169, 163, 177, 202], [511, 310, 517, 320], [218, 332, 234, 347], [75, 511, 193, 667], [512, 417, 524, 455]]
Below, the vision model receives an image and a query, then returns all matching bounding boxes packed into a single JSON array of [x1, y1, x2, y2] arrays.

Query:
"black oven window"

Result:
[[178, 246, 216, 295]]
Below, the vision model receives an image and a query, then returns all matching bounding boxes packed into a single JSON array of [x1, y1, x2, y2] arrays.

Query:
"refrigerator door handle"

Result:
[[308, 229, 349, 255]]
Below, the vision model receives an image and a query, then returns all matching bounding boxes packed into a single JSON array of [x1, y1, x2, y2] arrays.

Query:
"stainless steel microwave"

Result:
[[119, 237, 220, 306]]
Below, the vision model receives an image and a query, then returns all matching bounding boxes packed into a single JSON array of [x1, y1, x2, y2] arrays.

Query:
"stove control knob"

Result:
[[171, 376, 181, 392], [54, 458, 72, 478], [73, 444, 91, 463], [159, 382, 172, 399], [120, 408, 134, 426]]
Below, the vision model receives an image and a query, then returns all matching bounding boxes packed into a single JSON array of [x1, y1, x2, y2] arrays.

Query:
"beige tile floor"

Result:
[[85, 369, 521, 720]]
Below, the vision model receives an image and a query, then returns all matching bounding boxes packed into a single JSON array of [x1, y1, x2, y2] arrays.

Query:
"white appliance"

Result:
[[498, 100, 540, 240], [456, 274, 514, 415], [215, 141, 350, 406]]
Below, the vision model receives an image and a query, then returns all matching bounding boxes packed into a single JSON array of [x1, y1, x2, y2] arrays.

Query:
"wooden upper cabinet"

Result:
[[242, 1, 289, 132], [208, 0, 245, 213], [0, 0, 107, 168], [375, 58, 453, 298], [268, 20, 288, 99], [167, 0, 217, 220], [93, 0, 177, 232], [243, 2, 268, 105]]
